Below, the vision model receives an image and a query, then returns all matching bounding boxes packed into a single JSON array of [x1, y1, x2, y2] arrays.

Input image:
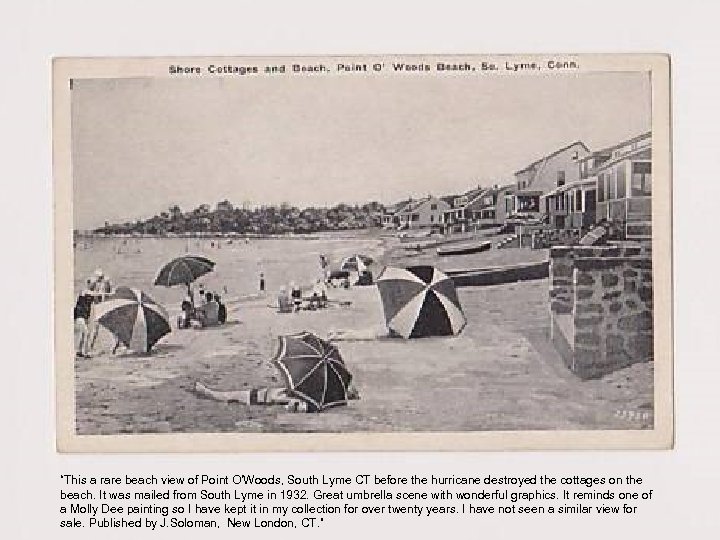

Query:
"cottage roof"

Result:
[[515, 140, 589, 175], [440, 195, 459, 206], [578, 131, 651, 163], [403, 196, 437, 213]]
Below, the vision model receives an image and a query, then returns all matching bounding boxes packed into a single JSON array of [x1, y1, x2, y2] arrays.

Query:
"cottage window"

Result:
[[616, 163, 627, 198], [575, 190, 582, 212], [430, 203, 437, 210], [430, 215, 434, 222], [557, 170, 566, 186], [631, 162, 652, 196], [411, 214, 420, 222]]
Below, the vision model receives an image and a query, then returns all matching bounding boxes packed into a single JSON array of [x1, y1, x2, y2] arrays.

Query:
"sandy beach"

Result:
[[74, 231, 653, 434]]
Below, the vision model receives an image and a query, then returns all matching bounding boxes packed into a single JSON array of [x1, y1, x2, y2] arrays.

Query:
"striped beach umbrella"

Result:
[[154, 255, 215, 287], [376, 265, 466, 339], [272, 332, 352, 412], [94, 287, 171, 353], [340, 254, 373, 272]]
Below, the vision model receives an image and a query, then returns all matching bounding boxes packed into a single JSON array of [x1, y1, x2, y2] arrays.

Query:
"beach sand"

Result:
[[74, 232, 653, 434]]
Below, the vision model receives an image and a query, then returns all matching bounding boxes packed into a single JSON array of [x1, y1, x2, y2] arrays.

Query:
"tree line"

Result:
[[93, 200, 386, 236]]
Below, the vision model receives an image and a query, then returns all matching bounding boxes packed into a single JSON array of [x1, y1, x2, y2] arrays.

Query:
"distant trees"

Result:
[[92, 199, 385, 236]]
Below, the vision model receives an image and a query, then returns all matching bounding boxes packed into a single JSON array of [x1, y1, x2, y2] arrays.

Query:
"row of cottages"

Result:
[[541, 132, 652, 239]]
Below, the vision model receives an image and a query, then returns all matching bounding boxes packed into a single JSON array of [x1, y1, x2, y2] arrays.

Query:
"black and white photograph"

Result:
[[54, 55, 672, 451]]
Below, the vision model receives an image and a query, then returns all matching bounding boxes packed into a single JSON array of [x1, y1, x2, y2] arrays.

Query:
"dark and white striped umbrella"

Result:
[[272, 332, 352, 412], [340, 254, 373, 272], [376, 265, 466, 338], [94, 286, 171, 353], [154, 255, 215, 287]]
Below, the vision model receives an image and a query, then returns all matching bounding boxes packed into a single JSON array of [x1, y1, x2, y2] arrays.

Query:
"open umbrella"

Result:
[[154, 255, 215, 287], [94, 286, 171, 353], [339, 254, 373, 272], [272, 331, 352, 412], [376, 265, 466, 338]]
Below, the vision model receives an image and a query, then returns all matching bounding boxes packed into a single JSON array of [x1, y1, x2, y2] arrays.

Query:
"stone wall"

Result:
[[549, 243, 653, 379]]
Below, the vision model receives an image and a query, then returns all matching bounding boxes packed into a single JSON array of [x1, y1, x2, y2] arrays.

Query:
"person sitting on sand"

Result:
[[197, 292, 220, 327], [198, 285, 206, 303], [277, 286, 293, 313], [214, 293, 227, 324], [312, 279, 328, 309], [290, 282, 302, 312], [179, 296, 194, 329], [193, 381, 360, 413], [308, 292, 320, 311]]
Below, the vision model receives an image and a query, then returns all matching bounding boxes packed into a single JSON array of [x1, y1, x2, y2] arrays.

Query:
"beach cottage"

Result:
[[593, 132, 652, 239], [442, 187, 485, 233], [465, 185, 511, 228], [542, 179, 598, 231], [381, 199, 411, 229], [397, 196, 449, 229], [510, 141, 590, 221]]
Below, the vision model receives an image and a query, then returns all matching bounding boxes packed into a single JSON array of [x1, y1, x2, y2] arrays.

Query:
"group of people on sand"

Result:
[[179, 284, 227, 329], [73, 269, 113, 358], [276, 279, 329, 313]]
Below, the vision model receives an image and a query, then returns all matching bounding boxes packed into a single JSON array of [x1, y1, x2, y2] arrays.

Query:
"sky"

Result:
[[71, 71, 650, 229]]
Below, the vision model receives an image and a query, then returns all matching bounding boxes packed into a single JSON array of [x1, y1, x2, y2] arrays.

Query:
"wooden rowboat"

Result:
[[437, 240, 492, 257]]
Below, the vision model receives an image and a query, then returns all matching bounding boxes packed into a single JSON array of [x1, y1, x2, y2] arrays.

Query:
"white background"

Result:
[[1, 1, 718, 537]]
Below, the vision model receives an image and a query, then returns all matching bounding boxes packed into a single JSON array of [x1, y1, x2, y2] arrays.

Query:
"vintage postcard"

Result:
[[54, 54, 672, 452]]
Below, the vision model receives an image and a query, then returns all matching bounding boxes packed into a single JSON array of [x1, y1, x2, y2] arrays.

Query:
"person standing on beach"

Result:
[[85, 270, 106, 353], [259, 272, 265, 292], [89, 275, 114, 350], [73, 280, 95, 357], [319, 253, 329, 282]]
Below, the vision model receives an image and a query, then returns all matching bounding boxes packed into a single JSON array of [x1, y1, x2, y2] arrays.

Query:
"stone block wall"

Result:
[[549, 243, 653, 379]]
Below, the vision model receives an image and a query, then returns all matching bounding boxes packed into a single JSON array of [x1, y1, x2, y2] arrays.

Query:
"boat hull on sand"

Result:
[[437, 241, 492, 257]]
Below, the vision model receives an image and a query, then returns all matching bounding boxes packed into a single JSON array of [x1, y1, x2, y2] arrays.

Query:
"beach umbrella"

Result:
[[154, 255, 215, 287], [272, 331, 352, 412], [94, 286, 171, 353], [376, 265, 466, 339], [340, 254, 373, 272]]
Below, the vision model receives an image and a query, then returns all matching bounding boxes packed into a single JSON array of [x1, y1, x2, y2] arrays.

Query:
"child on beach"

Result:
[[193, 381, 360, 413]]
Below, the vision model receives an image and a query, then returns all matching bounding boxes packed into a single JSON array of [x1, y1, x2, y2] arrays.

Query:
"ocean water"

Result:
[[73, 233, 385, 310]]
